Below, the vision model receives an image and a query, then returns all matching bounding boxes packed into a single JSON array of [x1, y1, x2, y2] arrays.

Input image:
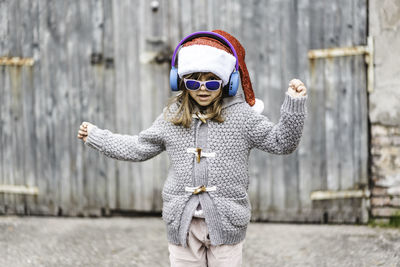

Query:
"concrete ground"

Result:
[[0, 216, 399, 267]]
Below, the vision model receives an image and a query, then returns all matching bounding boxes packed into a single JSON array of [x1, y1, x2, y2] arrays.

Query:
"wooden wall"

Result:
[[0, 0, 369, 222]]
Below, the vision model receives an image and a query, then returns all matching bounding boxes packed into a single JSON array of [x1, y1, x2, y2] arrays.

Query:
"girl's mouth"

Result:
[[198, 95, 210, 100]]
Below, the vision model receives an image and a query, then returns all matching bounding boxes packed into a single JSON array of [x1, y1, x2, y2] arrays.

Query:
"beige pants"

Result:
[[168, 217, 245, 267]]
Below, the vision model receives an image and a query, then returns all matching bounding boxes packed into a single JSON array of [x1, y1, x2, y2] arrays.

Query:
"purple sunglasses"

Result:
[[183, 78, 223, 91]]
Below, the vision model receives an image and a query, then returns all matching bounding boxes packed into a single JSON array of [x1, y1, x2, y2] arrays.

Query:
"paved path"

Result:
[[1, 216, 399, 266]]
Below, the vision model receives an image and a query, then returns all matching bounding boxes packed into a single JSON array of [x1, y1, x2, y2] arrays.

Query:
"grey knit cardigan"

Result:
[[85, 91, 308, 247]]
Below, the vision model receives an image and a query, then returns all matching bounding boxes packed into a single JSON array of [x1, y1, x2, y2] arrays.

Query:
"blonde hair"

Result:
[[164, 72, 225, 128]]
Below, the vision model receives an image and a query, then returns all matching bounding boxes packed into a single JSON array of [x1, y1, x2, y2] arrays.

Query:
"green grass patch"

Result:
[[369, 211, 400, 228]]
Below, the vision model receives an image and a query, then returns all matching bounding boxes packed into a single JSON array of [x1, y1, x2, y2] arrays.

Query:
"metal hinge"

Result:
[[310, 189, 370, 200], [0, 57, 35, 66], [0, 185, 39, 195], [308, 36, 374, 93]]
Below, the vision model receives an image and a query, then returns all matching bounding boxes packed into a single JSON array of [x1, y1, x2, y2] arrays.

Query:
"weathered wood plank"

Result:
[[282, 0, 301, 213], [102, 0, 117, 213], [338, 0, 356, 193], [297, 0, 314, 215], [19, 1, 38, 215], [307, 0, 329, 222], [268, 0, 287, 215], [43, 0, 67, 216], [0, 0, 7, 215], [32, 0, 52, 215]]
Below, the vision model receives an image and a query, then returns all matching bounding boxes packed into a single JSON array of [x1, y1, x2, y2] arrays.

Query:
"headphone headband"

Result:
[[170, 31, 239, 71]]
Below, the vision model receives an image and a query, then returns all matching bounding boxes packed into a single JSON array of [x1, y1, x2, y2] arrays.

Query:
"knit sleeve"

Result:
[[244, 92, 308, 155], [84, 113, 166, 162]]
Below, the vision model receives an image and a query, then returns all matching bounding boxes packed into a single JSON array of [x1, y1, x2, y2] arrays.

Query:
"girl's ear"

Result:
[[222, 85, 229, 97], [178, 76, 186, 91]]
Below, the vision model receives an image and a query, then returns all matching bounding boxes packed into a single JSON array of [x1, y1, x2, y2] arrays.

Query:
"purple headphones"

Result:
[[169, 31, 240, 96]]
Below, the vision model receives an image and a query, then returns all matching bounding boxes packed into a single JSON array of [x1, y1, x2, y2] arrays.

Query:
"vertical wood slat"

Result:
[[20, 0, 38, 216], [335, 0, 351, 221], [1, 1, 12, 214], [246, 0, 265, 220], [41, 0, 70, 215], [102, 0, 117, 213], [112, 0, 140, 210], [32, 0, 48, 215], [67, 0, 86, 216], [296, 0, 313, 218], [0, 0, 11, 214], [0, 0, 5, 214], [138, 0, 164, 211], [59, 0, 74, 216], [282, 0, 300, 214], [86, 0, 108, 216], [0, 0, 369, 222], [339, 0, 356, 192]]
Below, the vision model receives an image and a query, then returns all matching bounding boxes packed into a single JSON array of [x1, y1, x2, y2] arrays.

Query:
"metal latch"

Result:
[[310, 189, 370, 200], [308, 36, 374, 93], [0, 185, 39, 195], [0, 57, 34, 66]]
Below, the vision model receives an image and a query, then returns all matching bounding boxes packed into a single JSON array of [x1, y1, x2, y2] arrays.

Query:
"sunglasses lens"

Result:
[[185, 80, 200, 90], [205, 81, 221, 91]]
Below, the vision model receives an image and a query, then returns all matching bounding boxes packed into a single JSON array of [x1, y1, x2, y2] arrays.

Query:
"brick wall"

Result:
[[370, 124, 400, 221], [369, 0, 400, 223]]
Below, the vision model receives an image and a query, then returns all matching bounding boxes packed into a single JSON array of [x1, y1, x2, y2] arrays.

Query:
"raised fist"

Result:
[[77, 121, 95, 142], [287, 79, 307, 97]]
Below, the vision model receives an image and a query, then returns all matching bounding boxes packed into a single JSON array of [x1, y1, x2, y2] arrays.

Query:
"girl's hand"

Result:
[[287, 79, 307, 97], [77, 121, 95, 142]]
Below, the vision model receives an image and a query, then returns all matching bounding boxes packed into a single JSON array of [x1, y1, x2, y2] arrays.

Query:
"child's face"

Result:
[[187, 72, 222, 107]]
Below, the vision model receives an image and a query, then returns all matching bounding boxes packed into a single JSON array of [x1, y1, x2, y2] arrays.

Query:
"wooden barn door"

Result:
[[1, 0, 369, 221], [245, 0, 369, 223], [110, 0, 370, 223]]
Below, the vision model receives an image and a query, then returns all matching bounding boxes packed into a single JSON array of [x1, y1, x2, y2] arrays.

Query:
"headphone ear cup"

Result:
[[170, 66, 179, 91], [227, 71, 240, 96]]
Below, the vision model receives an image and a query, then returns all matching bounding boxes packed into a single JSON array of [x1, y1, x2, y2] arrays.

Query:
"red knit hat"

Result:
[[177, 30, 264, 114]]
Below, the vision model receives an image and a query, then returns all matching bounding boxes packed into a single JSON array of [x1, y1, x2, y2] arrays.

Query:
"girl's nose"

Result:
[[200, 84, 207, 91]]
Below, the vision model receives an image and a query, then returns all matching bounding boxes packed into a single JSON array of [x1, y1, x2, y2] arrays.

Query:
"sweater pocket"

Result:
[[213, 193, 252, 227], [161, 191, 190, 225]]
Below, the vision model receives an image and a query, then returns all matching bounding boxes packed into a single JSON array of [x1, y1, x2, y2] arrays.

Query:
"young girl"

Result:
[[77, 30, 307, 267]]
